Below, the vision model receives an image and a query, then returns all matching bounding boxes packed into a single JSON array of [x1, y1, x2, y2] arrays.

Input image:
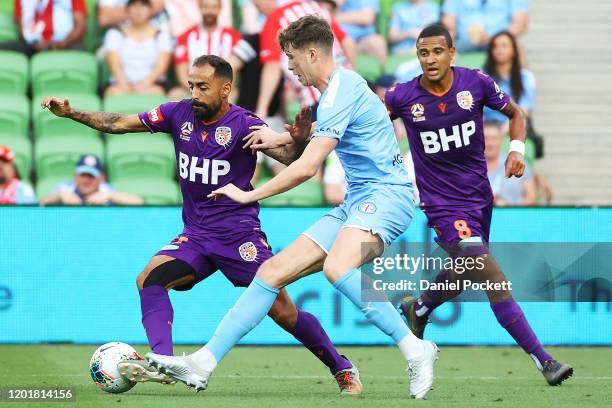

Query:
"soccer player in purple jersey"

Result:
[[40, 55, 362, 394], [384, 24, 573, 386]]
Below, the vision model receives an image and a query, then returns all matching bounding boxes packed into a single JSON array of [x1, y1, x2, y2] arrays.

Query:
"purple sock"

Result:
[[288, 310, 351, 374], [415, 269, 462, 318], [491, 300, 552, 369], [140, 286, 174, 356]]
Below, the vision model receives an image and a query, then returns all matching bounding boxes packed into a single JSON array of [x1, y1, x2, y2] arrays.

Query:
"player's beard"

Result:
[[202, 14, 217, 27], [192, 100, 221, 122]]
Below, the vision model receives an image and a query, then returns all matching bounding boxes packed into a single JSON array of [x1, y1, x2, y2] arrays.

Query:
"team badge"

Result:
[[456, 91, 474, 111], [358, 202, 377, 214], [215, 126, 232, 147], [201, 131, 208, 142], [239, 242, 258, 262], [410, 103, 426, 122], [180, 122, 193, 141]]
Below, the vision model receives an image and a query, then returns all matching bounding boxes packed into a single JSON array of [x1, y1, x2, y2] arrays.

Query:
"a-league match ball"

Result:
[[89, 342, 141, 393]]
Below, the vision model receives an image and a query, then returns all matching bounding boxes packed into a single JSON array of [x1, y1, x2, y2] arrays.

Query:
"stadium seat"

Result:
[[103, 94, 168, 115], [456, 52, 487, 69], [0, 133, 31, 178], [106, 133, 175, 181], [112, 177, 181, 205], [30, 51, 98, 95], [356, 53, 382, 84], [285, 100, 301, 124], [259, 179, 324, 207], [32, 93, 101, 140], [385, 54, 415, 75], [84, 0, 101, 52], [35, 176, 67, 200], [0, 12, 18, 42], [35, 134, 104, 180], [0, 51, 28, 94], [0, 94, 29, 136]]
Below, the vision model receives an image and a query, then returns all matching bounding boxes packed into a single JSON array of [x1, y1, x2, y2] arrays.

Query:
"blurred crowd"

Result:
[[0, 0, 553, 206]]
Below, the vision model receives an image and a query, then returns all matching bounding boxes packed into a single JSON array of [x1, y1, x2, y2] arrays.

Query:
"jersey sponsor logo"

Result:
[[239, 241, 258, 262], [456, 91, 474, 111], [358, 202, 377, 214], [411, 103, 426, 122], [392, 153, 404, 167], [180, 122, 193, 141], [147, 106, 164, 124], [420, 120, 476, 154], [318, 126, 341, 136], [178, 152, 230, 185], [215, 126, 232, 147]]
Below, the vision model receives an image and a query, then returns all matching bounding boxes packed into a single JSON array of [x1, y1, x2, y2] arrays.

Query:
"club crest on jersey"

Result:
[[456, 91, 474, 111], [358, 202, 377, 214], [239, 241, 258, 262], [411, 103, 426, 122], [180, 122, 193, 141], [215, 126, 232, 147]]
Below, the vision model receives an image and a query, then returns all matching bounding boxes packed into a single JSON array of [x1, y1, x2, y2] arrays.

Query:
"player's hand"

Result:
[[504, 151, 525, 178], [207, 183, 254, 204], [286, 106, 313, 142], [243, 126, 292, 151], [41, 97, 73, 118]]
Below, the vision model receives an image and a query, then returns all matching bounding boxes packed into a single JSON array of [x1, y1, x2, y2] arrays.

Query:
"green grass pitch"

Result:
[[1, 345, 610, 408]]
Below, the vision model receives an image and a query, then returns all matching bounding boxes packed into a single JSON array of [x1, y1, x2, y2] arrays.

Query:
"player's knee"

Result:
[[136, 270, 149, 290], [256, 258, 282, 287], [322, 259, 347, 284]]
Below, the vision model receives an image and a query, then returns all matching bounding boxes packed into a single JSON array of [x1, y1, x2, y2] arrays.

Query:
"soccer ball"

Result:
[[89, 342, 141, 393]]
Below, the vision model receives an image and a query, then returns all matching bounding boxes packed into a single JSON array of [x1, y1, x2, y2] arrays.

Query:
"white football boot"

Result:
[[145, 353, 211, 392], [407, 340, 439, 399], [117, 359, 176, 384]]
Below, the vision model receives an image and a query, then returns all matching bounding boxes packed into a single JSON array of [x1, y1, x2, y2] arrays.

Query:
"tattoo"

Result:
[[70, 110, 126, 134], [263, 138, 309, 166]]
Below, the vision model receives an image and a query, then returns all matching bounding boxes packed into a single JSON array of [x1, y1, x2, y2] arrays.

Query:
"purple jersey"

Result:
[[385, 67, 510, 210], [138, 101, 265, 233]]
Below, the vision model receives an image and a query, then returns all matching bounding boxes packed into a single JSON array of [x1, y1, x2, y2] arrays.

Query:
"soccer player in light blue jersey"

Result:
[[146, 15, 438, 399]]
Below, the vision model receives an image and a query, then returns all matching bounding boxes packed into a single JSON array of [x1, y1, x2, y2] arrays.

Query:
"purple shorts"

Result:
[[155, 229, 273, 288], [423, 203, 493, 257]]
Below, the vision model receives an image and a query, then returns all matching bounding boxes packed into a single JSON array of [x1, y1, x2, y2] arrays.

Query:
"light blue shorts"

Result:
[[303, 184, 415, 253]]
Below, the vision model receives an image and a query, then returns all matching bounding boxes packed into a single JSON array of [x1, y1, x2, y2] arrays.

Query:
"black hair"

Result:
[[192, 54, 233, 82], [417, 23, 453, 48], [127, 0, 151, 6], [483, 31, 524, 103]]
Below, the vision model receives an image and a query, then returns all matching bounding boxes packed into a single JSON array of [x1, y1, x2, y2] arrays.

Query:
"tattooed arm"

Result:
[[41, 96, 147, 134]]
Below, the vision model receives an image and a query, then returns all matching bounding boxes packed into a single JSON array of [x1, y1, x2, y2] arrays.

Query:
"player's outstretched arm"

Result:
[[40, 96, 148, 134], [501, 100, 527, 178], [211, 137, 337, 204]]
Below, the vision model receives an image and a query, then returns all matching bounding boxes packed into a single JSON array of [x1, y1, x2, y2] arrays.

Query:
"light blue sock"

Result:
[[206, 277, 279, 362], [333, 268, 409, 343]]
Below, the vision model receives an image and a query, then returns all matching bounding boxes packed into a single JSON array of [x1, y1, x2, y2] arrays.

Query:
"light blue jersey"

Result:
[[314, 68, 410, 191], [306, 68, 414, 249]]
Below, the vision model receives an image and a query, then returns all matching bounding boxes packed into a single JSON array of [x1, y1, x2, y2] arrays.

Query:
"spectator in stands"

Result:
[[103, 0, 172, 97], [97, 0, 164, 29], [168, 0, 241, 99], [164, 0, 233, 38], [442, 0, 528, 53], [335, 0, 386, 64], [485, 121, 536, 206], [388, 0, 440, 55], [0, 145, 36, 205], [41, 154, 143, 206], [483, 30, 535, 125], [1, 0, 88, 56]]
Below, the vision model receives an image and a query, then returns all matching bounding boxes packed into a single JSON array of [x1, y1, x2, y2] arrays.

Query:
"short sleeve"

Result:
[[330, 19, 347, 43], [384, 85, 400, 121], [259, 12, 282, 63], [512, 0, 529, 13], [477, 70, 510, 112], [244, 112, 267, 132], [15, 183, 37, 204], [138, 101, 181, 133], [174, 29, 191, 65], [313, 73, 353, 141], [442, 0, 458, 16], [72, 0, 87, 15], [233, 35, 259, 63], [157, 31, 173, 52], [103, 28, 123, 51]]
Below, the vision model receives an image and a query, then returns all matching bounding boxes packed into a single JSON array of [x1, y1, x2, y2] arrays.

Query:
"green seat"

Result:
[[32, 93, 101, 140], [103, 94, 168, 115], [35, 176, 67, 200], [0, 12, 18, 42], [106, 133, 175, 181], [285, 100, 301, 124], [385, 53, 416, 75], [0, 51, 28, 94], [260, 179, 323, 207], [0, 94, 29, 136], [112, 177, 181, 205], [35, 134, 104, 180], [30, 51, 98, 95], [0, 133, 31, 178], [356, 53, 382, 84], [456, 52, 487, 69], [84, 0, 101, 52]]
